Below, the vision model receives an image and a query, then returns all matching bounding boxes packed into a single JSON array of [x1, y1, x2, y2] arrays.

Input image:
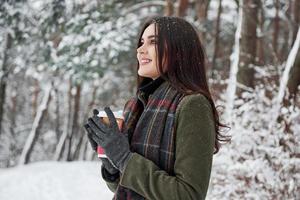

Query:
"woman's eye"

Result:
[[139, 40, 156, 47]]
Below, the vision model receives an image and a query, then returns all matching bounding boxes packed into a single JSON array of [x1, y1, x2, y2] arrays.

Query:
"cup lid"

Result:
[[97, 110, 123, 119]]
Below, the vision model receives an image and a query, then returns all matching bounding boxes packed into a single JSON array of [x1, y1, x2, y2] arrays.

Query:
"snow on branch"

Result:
[[277, 27, 300, 104], [53, 123, 68, 161], [225, 0, 243, 124], [269, 27, 300, 131], [18, 83, 53, 165], [121, 0, 167, 15]]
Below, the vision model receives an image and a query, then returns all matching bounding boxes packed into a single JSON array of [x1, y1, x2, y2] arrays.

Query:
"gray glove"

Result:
[[84, 120, 119, 175], [87, 107, 132, 173]]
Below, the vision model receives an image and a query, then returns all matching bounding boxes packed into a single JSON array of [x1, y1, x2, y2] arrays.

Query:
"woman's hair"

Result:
[[136, 16, 230, 154]]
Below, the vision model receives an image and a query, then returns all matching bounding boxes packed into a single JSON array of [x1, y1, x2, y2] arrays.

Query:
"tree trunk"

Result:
[[54, 84, 60, 141], [19, 84, 52, 165], [68, 83, 81, 161], [292, 0, 300, 43], [9, 88, 17, 136], [196, 0, 210, 43], [66, 78, 74, 160], [0, 32, 12, 135], [273, 28, 300, 132], [165, 0, 174, 16], [237, 0, 259, 89], [211, 0, 222, 78], [53, 77, 72, 161], [256, 3, 265, 66], [80, 86, 98, 160], [273, 0, 280, 56], [177, 0, 189, 17], [7, 85, 18, 167], [287, 48, 300, 98], [32, 79, 39, 118], [279, 0, 292, 62], [73, 131, 84, 160], [225, 1, 243, 123]]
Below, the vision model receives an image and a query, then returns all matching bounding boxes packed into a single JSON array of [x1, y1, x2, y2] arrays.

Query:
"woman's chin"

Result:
[[138, 70, 150, 78], [138, 69, 159, 79]]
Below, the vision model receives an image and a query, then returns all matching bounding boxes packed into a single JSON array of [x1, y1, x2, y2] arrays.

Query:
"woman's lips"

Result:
[[139, 58, 152, 65]]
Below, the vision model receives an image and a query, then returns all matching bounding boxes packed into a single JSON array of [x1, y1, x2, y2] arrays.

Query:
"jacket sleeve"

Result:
[[101, 165, 120, 193], [100, 98, 134, 193], [119, 94, 215, 200]]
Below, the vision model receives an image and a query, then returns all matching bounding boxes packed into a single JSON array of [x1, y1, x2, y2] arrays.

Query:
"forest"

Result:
[[0, 0, 299, 199]]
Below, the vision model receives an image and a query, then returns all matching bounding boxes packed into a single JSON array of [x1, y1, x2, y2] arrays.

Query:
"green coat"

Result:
[[102, 94, 215, 200]]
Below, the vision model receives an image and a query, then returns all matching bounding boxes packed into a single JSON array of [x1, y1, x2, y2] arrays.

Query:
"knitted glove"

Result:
[[87, 107, 132, 173]]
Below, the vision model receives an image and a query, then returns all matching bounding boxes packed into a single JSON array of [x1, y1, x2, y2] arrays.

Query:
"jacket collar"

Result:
[[138, 77, 165, 96]]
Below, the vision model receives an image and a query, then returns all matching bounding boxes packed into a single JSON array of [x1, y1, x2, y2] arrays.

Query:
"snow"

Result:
[[276, 27, 300, 109], [208, 0, 238, 23], [267, 27, 300, 131], [120, 1, 165, 15], [209, 84, 300, 199], [225, 0, 242, 124], [0, 161, 114, 200], [1, 0, 300, 199]]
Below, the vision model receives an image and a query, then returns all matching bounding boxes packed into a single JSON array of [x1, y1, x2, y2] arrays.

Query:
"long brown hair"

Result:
[[136, 16, 230, 154]]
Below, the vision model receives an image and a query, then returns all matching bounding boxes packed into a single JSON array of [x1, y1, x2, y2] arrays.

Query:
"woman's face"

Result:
[[136, 23, 160, 80]]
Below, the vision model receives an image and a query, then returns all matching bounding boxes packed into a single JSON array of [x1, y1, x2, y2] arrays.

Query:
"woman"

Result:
[[84, 16, 229, 200]]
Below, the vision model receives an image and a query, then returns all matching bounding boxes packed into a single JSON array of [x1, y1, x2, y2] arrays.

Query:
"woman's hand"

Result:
[[87, 107, 132, 173], [84, 123, 119, 175]]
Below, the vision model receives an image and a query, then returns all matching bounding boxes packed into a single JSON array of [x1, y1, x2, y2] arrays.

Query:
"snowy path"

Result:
[[0, 161, 114, 200]]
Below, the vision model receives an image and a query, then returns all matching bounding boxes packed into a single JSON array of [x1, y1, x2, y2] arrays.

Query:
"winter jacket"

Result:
[[101, 92, 215, 200]]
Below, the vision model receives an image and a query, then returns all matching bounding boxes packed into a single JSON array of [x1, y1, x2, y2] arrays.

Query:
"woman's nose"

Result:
[[137, 44, 146, 54]]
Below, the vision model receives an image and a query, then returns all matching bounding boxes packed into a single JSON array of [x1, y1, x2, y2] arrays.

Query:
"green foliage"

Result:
[[0, 0, 145, 84], [0, 2, 29, 44], [36, 0, 140, 83]]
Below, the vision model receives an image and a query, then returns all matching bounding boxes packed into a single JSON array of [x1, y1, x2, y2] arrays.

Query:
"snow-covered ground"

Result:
[[0, 161, 114, 200]]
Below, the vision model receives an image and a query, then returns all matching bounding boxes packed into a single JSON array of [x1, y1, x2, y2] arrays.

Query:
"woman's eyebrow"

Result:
[[141, 35, 158, 40], [148, 35, 158, 39]]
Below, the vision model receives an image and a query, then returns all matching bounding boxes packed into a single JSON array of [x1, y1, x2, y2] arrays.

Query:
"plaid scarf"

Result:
[[113, 81, 184, 200]]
